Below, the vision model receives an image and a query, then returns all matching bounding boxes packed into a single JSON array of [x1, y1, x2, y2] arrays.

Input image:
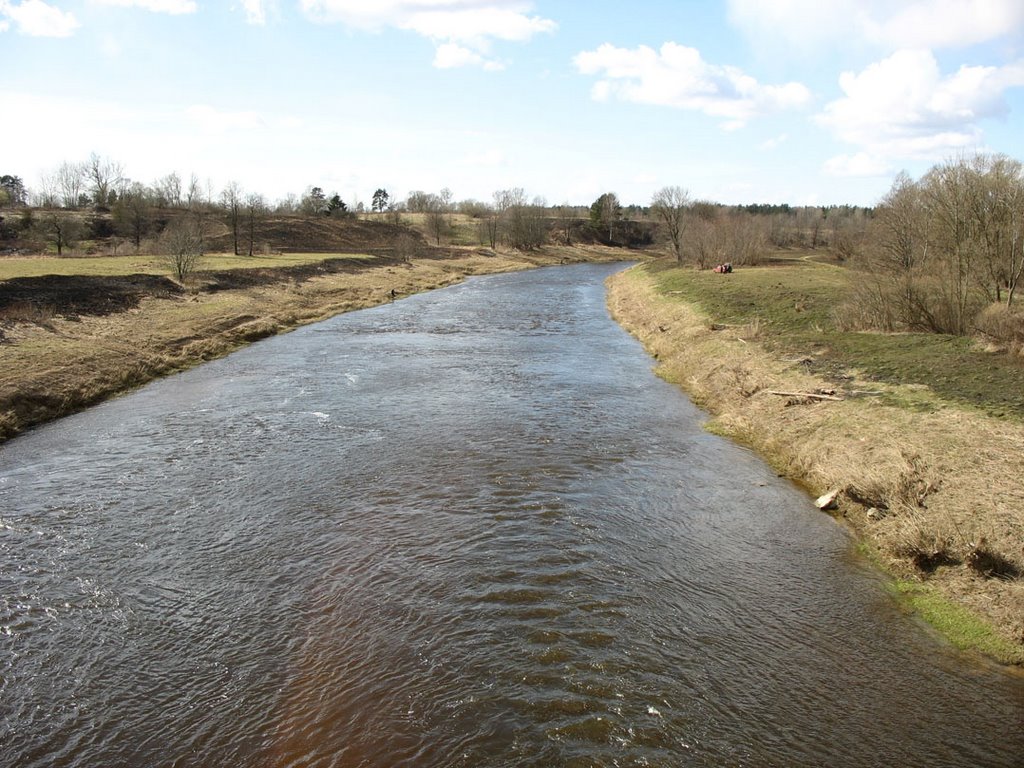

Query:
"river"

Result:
[[1, 263, 1021, 767]]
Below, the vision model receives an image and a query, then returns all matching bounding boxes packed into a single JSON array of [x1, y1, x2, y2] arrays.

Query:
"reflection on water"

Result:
[[1, 264, 1022, 767]]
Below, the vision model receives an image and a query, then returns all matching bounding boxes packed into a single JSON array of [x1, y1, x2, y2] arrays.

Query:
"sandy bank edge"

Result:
[[606, 264, 1024, 667]]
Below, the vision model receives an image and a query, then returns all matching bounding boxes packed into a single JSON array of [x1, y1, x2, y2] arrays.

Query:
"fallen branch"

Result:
[[766, 390, 844, 402]]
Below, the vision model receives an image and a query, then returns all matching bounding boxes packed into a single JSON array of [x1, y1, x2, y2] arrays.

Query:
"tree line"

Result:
[[0, 154, 370, 268], [1, 152, 871, 262], [846, 154, 1024, 343], [6, 151, 1024, 346]]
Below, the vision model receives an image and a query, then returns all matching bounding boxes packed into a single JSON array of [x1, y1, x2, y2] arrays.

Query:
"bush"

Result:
[[87, 215, 115, 238], [458, 200, 491, 218], [0, 214, 16, 240], [160, 219, 204, 281], [974, 303, 1024, 355]]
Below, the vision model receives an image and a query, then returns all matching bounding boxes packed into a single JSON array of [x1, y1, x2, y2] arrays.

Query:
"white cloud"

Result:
[[870, 0, 1024, 49], [434, 42, 485, 69], [727, 0, 1024, 52], [0, 0, 79, 36], [91, 0, 197, 14], [816, 49, 1024, 173], [239, 0, 264, 25], [399, 5, 554, 43], [573, 42, 811, 128], [298, 0, 555, 69]]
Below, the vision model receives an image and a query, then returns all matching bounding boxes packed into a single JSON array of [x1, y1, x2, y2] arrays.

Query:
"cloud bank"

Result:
[[574, 42, 811, 129], [0, 0, 79, 36], [818, 49, 1024, 174], [299, 0, 556, 69], [727, 0, 1024, 52]]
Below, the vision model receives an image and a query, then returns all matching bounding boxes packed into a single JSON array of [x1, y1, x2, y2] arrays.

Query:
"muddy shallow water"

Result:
[[1, 263, 1021, 767]]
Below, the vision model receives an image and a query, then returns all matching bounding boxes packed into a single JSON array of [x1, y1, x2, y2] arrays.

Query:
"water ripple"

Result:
[[1, 264, 1022, 768]]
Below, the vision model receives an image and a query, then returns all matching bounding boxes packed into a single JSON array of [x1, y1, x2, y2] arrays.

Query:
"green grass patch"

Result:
[[887, 581, 1024, 665], [646, 258, 1024, 420]]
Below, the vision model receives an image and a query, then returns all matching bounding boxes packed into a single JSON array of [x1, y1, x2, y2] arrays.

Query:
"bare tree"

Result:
[[386, 202, 403, 225], [86, 152, 123, 209], [726, 211, 768, 265], [923, 159, 979, 334], [186, 173, 203, 210], [275, 193, 299, 214], [440, 186, 454, 224], [113, 182, 153, 249], [41, 211, 80, 255], [963, 154, 1024, 307], [489, 189, 511, 248], [406, 190, 441, 213], [498, 188, 547, 250], [426, 207, 448, 245], [221, 181, 243, 255], [687, 216, 725, 270], [244, 192, 266, 257], [828, 210, 867, 263], [650, 186, 690, 262], [56, 161, 86, 209], [35, 170, 59, 208], [556, 203, 575, 245], [156, 172, 182, 208], [855, 172, 935, 331], [1003, 183, 1024, 308], [161, 218, 204, 281], [854, 159, 999, 334]]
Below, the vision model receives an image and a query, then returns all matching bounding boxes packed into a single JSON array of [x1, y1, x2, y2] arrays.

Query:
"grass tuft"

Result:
[[888, 581, 1024, 664]]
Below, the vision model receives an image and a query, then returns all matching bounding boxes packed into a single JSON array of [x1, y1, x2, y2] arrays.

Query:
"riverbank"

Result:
[[607, 262, 1024, 666], [0, 245, 622, 443]]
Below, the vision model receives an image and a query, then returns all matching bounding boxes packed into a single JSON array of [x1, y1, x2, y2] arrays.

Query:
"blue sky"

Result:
[[3, 0, 1024, 208]]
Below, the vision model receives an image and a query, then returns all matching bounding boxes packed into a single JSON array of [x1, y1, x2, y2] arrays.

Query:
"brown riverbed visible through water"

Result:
[[1, 263, 1021, 767]]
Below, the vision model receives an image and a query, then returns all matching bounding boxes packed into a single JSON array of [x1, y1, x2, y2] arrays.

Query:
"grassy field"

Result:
[[648, 257, 1024, 420], [0, 251, 374, 280], [609, 257, 1024, 665]]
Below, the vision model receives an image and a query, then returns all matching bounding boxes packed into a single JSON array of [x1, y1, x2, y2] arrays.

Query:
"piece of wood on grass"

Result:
[[767, 390, 844, 402]]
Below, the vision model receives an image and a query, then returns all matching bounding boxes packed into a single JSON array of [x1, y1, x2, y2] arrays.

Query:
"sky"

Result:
[[3, 0, 1024, 208]]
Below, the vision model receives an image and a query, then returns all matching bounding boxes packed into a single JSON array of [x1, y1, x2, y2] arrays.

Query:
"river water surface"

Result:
[[1, 263, 1022, 767]]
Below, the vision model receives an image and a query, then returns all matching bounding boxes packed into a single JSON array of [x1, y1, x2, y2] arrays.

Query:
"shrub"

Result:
[[974, 302, 1024, 356], [160, 219, 204, 281]]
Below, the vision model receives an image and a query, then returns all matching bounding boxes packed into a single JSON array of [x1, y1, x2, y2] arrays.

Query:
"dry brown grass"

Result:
[[0, 300, 56, 325], [608, 265, 1024, 663], [975, 302, 1024, 358]]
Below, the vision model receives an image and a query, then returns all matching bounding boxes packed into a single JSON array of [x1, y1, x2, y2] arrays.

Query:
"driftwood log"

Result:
[[766, 390, 844, 402]]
